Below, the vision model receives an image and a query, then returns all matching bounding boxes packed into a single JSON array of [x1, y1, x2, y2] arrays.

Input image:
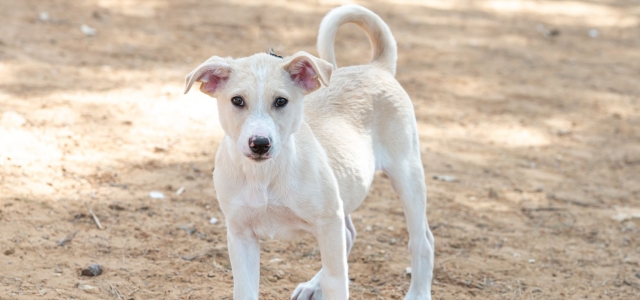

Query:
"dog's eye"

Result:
[[231, 96, 244, 107], [274, 97, 288, 108]]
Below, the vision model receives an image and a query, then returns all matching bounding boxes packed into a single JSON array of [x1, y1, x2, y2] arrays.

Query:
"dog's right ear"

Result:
[[184, 57, 231, 96]]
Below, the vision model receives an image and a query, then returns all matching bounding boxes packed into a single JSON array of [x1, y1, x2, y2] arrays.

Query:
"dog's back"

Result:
[[303, 5, 420, 214]]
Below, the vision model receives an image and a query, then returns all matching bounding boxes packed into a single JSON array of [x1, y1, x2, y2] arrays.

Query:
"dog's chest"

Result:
[[232, 183, 312, 240], [249, 205, 312, 240]]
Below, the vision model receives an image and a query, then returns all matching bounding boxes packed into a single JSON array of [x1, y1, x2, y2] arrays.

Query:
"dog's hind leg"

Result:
[[290, 215, 356, 300], [382, 146, 434, 299]]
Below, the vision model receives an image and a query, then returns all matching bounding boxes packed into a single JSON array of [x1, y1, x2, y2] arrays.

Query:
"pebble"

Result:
[[528, 258, 536, 264], [209, 217, 218, 225], [488, 188, 499, 198], [269, 258, 284, 264], [80, 264, 103, 277], [433, 175, 456, 182], [80, 24, 97, 36], [149, 191, 164, 199], [39, 12, 50, 21], [176, 186, 186, 195], [588, 29, 599, 38], [405, 267, 412, 275], [77, 283, 97, 291]]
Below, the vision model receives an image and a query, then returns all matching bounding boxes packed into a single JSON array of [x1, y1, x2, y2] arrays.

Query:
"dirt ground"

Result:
[[1, 0, 639, 299]]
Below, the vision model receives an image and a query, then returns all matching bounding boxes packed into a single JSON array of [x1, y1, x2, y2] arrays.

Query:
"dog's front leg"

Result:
[[316, 216, 349, 300], [227, 226, 260, 300]]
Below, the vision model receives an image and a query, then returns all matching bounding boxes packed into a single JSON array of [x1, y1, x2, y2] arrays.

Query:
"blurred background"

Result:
[[0, 0, 639, 299]]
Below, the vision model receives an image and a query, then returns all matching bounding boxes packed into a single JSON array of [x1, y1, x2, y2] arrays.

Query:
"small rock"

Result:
[[176, 186, 186, 196], [387, 226, 394, 231], [207, 271, 215, 278], [38, 288, 46, 296], [1, 111, 26, 128], [529, 258, 536, 263], [389, 238, 396, 245], [80, 24, 97, 36], [178, 225, 196, 235], [371, 276, 379, 282], [58, 231, 78, 247], [365, 225, 372, 231], [149, 191, 164, 199], [547, 29, 560, 37], [269, 258, 284, 264], [39, 12, 50, 21], [209, 217, 218, 225], [54, 267, 62, 274], [488, 188, 498, 199], [81, 264, 103, 277], [275, 270, 285, 280], [4, 248, 15, 256], [433, 175, 456, 182], [588, 29, 599, 38], [405, 267, 412, 275], [77, 283, 97, 290]]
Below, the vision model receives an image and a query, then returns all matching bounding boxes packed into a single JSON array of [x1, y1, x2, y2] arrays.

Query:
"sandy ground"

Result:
[[1, 0, 639, 299]]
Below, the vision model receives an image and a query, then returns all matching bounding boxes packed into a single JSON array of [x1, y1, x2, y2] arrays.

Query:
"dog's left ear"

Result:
[[282, 51, 332, 94]]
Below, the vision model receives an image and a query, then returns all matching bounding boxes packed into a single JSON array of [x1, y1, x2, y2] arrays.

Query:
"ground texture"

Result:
[[1, 0, 639, 299]]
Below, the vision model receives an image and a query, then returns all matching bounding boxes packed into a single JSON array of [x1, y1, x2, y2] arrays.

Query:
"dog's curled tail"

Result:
[[317, 5, 397, 76]]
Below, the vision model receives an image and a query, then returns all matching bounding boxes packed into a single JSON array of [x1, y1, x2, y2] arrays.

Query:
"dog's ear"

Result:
[[184, 57, 231, 96], [282, 51, 332, 94]]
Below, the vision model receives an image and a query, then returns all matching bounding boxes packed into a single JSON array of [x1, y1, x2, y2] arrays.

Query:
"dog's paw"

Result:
[[290, 281, 322, 300]]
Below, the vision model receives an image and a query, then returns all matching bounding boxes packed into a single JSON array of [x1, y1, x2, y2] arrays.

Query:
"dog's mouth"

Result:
[[246, 154, 271, 163]]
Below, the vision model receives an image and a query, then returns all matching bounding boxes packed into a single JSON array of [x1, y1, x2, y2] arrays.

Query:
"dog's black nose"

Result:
[[249, 136, 271, 155]]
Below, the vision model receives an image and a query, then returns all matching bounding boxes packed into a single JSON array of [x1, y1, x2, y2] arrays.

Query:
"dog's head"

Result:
[[184, 52, 332, 162]]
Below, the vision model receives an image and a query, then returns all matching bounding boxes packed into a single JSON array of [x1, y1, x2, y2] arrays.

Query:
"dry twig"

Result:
[[86, 202, 103, 230], [57, 231, 78, 247]]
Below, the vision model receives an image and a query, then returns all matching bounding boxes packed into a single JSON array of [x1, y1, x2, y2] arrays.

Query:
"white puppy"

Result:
[[184, 5, 434, 300]]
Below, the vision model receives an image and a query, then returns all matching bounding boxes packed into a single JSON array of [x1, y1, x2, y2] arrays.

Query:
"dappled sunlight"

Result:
[[482, 0, 639, 27], [482, 125, 549, 147], [387, 0, 639, 27], [97, 0, 165, 17], [1, 79, 222, 199]]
